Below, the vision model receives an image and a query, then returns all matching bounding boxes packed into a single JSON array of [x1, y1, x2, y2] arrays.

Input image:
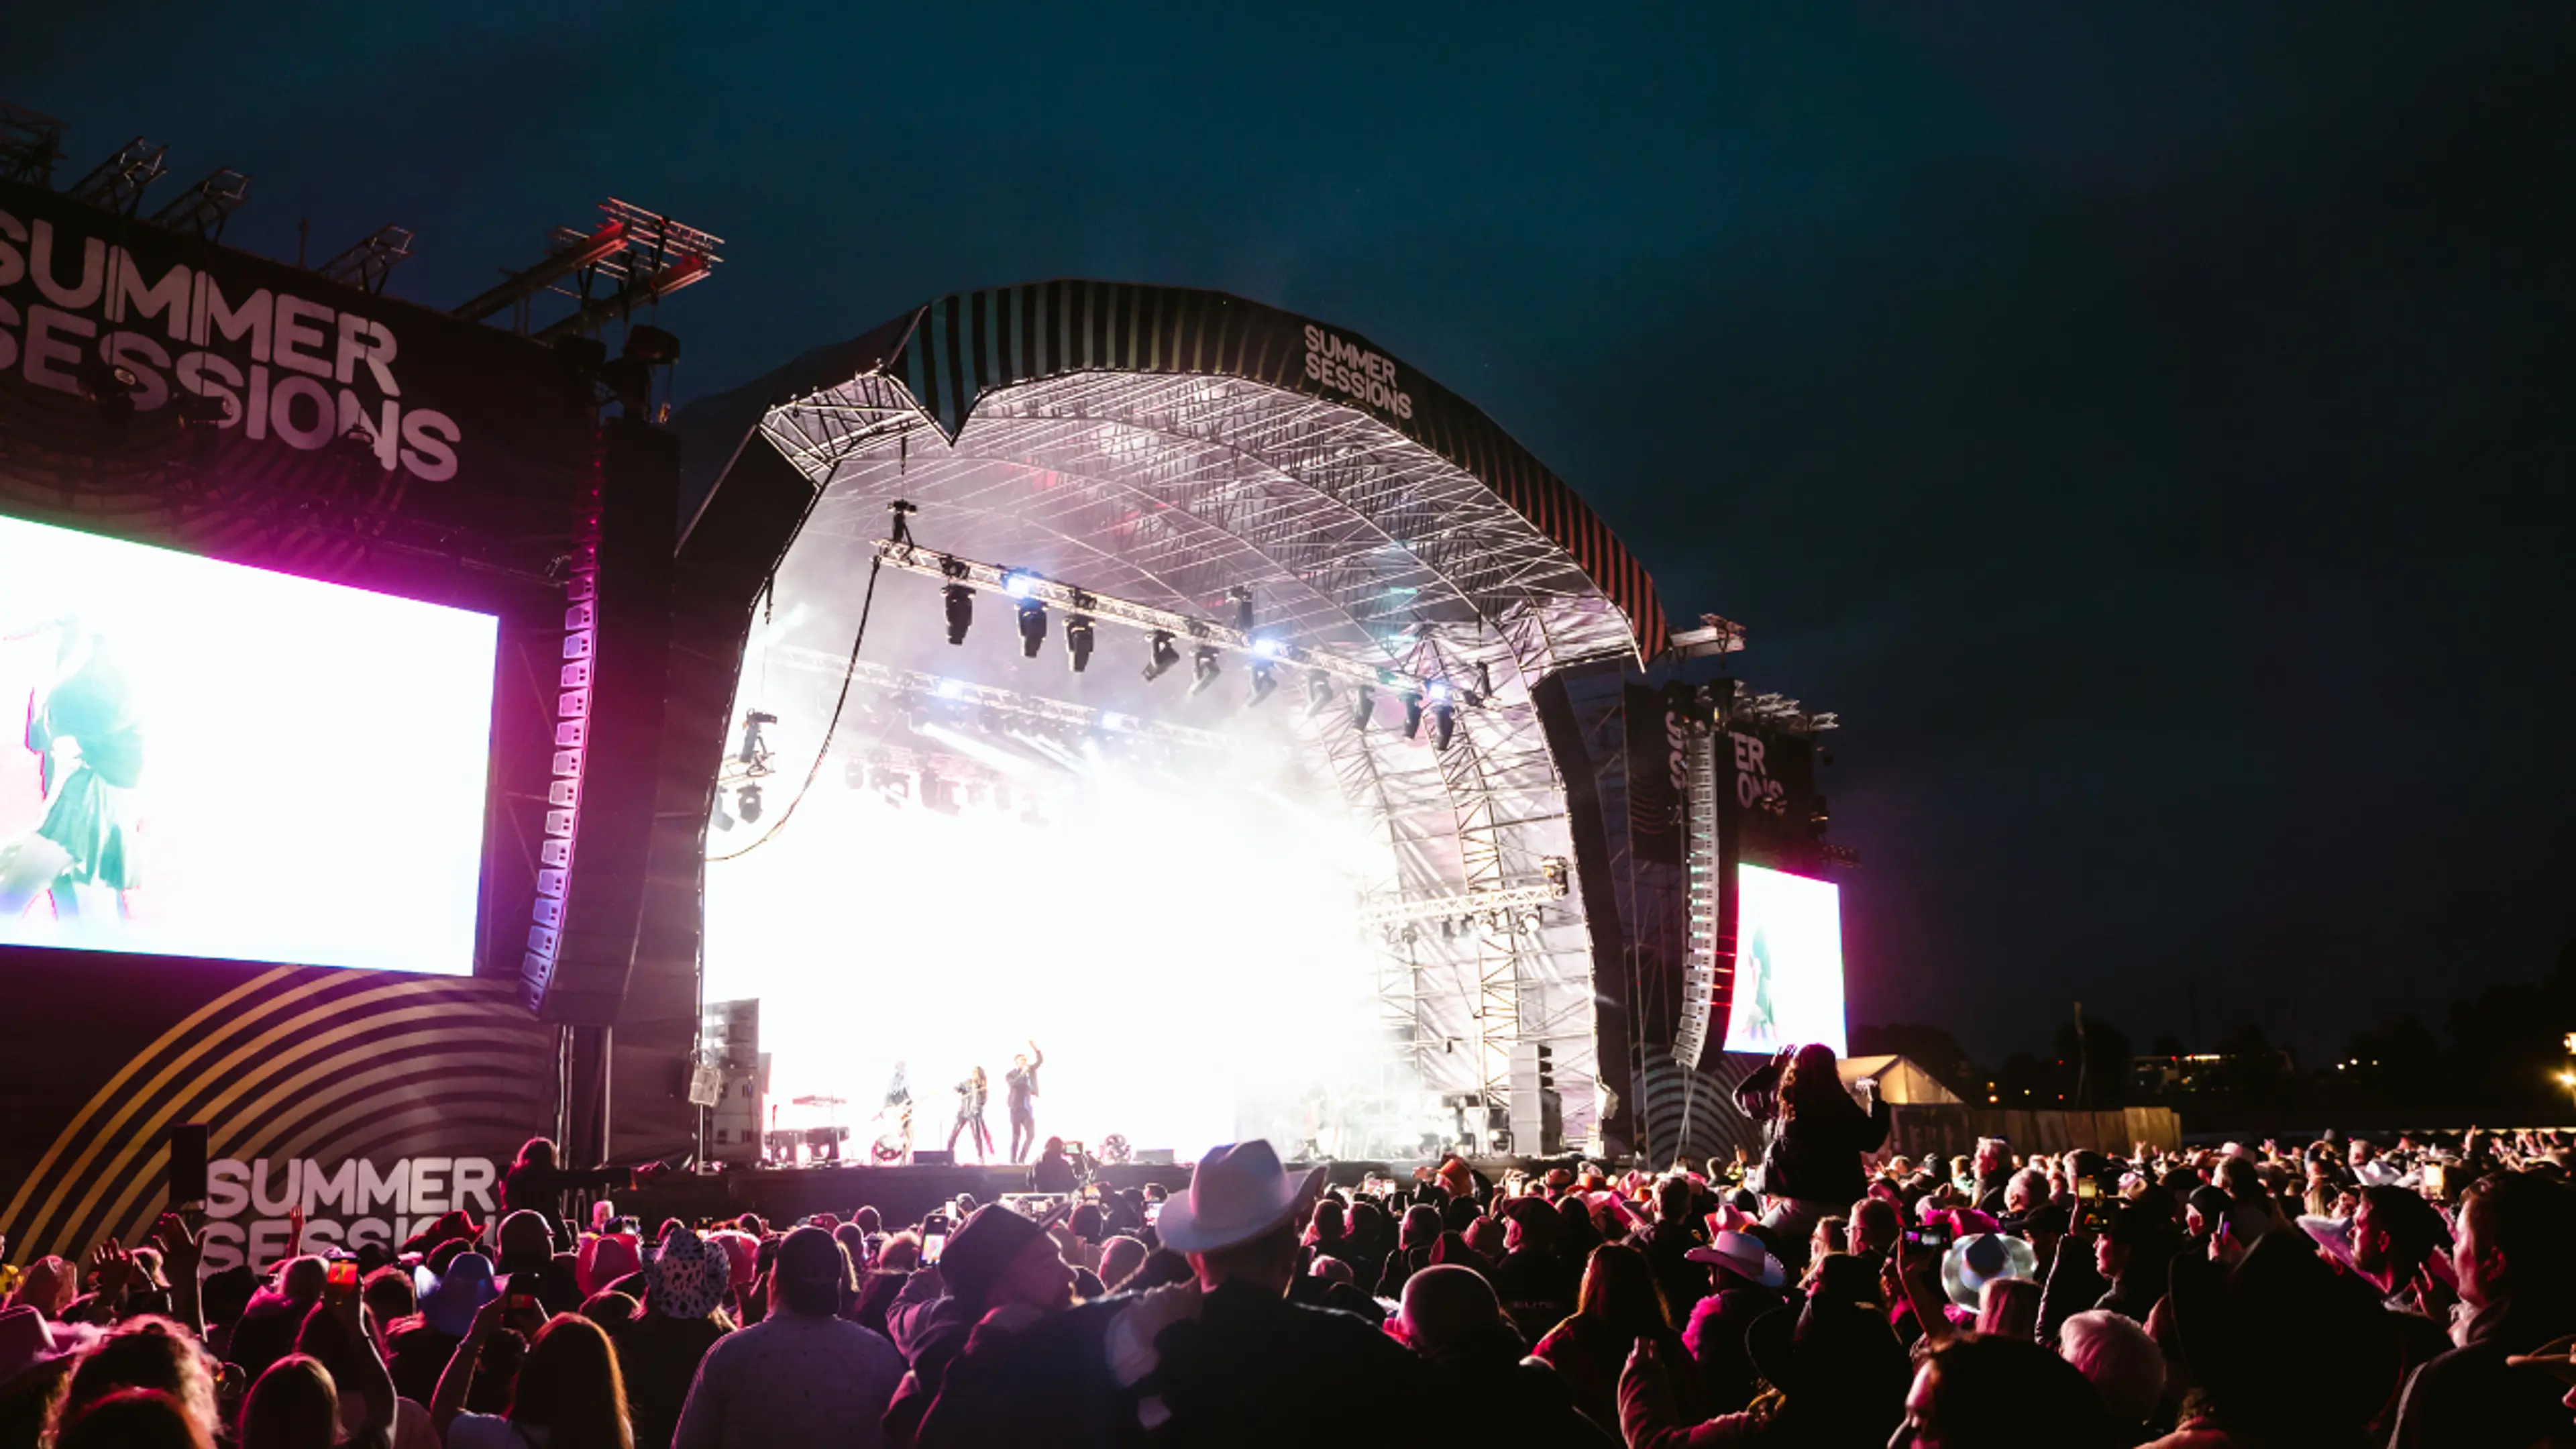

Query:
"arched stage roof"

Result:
[[694, 281, 1670, 1146]]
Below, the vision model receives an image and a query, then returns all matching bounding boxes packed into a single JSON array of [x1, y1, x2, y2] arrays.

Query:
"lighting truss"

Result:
[[763, 646, 1277, 757], [747, 362, 1629, 1150], [1355, 861, 1568, 930], [1728, 691, 1839, 735], [870, 539, 1471, 705]]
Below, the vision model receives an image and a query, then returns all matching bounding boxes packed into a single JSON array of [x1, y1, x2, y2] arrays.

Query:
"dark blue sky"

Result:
[[18, 5, 2571, 1062]]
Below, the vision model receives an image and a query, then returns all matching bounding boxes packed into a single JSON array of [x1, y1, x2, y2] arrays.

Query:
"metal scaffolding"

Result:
[[744, 362, 1641, 1152]]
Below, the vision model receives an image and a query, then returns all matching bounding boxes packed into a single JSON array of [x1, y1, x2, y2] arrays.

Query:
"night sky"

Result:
[[17, 7, 2571, 1064]]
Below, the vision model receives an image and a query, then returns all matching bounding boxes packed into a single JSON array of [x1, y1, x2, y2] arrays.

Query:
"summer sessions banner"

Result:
[[0, 953, 552, 1265], [0, 176, 587, 576]]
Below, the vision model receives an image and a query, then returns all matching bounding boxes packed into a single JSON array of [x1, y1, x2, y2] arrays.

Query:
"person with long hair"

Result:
[[1531, 1242, 1705, 1437], [237, 1354, 344, 1449], [947, 1066, 993, 1163], [0, 612, 143, 935], [502, 1138, 631, 1252], [51, 1317, 221, 1448], [51, 1388, 210, 1449], [433, 1303, 631, 1449], [1731, 1042, 1889, 1269]]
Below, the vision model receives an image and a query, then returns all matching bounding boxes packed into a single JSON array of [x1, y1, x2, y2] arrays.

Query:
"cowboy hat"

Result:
[[1157, 1140, 1325, 1255], [419, 1252, 499, 1338], [1684, 1230, 1786, 1289], [645, 1227, 727, 1321], [1941, 1233, 2039, 1309], [2507, 1333, 2576, 1384], [0, 1305, 98, 1393]]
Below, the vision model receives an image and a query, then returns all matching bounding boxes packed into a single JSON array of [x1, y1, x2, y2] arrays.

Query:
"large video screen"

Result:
[[1721, 862, 1847, 1057], [0, 515, 497, 973]]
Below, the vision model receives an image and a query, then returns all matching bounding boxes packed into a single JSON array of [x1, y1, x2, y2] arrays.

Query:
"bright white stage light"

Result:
[[1252, 637, 1284, 658], [934, 678, 968, 700], [702, 741, 1387, 1161], [1002, 570, 1039, 598]]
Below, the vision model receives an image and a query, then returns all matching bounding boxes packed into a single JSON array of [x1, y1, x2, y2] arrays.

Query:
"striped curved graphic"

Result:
[[0, 965, 552, 1260], [1634, 1055, 1768, 1167]]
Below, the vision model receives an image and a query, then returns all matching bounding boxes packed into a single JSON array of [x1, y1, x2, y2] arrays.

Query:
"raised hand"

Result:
[[149, 1214, 202, 1283], [86, 1238, 135, 1298]]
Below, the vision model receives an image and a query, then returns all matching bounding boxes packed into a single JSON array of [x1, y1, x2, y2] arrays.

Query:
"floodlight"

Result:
[[1350, 688, 1375, 731], [737, 782, 764, 823], [1401, 689, 1426, 740], [943, 584, 974, 645], [1248, 661, 1278, 707], [1432, 702, 1456, 751], [1188, 646, 1222, 696], [1303, 671, 1337, 717], [1002, 569, 1039, 598], [1142, 629, 1181, 682], [1017, 598, 1047, 657], [1065, 614, 1095, 672]]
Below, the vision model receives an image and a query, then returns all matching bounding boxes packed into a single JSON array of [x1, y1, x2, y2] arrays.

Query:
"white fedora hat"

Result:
[[1157, 1140, 1325, 1255]]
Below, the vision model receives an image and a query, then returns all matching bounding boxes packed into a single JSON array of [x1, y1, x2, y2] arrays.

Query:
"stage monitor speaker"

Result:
[[912, 1150, 955, 1166]]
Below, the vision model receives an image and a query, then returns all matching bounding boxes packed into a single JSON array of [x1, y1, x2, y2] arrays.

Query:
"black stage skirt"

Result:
[[36, 766, 140, 890]]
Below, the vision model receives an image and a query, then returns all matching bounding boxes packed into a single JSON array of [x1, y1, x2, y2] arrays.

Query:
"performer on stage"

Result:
[[948, 1065, 993, 1163], [1, 612, 143, 932], [875, 1059, 916, 1162], [1006, 1040, 1044, 1163]]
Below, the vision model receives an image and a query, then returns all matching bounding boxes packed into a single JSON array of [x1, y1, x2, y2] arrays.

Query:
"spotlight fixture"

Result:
[[1431, 701, 1456, 751], [1065, 614, 1095, 673], [737, 710, 776, 767], [1002, 568, 1039, 599], [1350, 687, 1375, 731], [1188, 645, 1222, 696], [1303, 671, 1337, 717], [943, 583, 974, 645], [1016, 598, 1047, 657], [1401, 688, 1426, 740], [1248, 661, 1278, 707], [736, 782, 765, 824], [1142, 629, 1181, 682]]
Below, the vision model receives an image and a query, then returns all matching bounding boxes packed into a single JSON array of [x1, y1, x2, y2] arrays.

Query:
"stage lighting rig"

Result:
[[737, 710, 777, 769], [1422, 682, 1458, 749], [1016, 598, 1047, 657], [736, 782, 765, 823], [1400, 688, 1426, 741], [1065, 614, 1095, 673], [871, 537, 1460, 708], [1350, 688, 1376, 732], [941, 556, 974, 646], [1188, 646, 1222, 696], [1303, 671, 1337, 718], [1248, 661, 1279, 707]]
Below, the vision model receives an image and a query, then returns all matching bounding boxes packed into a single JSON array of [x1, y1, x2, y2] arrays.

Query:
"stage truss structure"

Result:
[[725, 288, 1664, 1155]]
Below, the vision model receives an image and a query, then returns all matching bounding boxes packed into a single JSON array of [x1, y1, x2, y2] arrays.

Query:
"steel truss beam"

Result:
[[869, 538, 1466, 702], [745, 365, 1620, 1150]]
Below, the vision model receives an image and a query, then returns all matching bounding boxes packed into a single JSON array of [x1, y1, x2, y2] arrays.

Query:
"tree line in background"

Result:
[[1854, 937, 2576, 1122]]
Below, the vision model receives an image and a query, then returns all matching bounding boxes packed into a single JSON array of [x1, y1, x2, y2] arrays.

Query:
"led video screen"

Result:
[[1721, 863, 1847, 1057], [0, 515, 497, 973]]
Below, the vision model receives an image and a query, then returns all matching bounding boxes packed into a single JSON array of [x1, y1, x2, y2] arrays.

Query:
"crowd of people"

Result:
[[7, 1044, 2576, 1447]]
